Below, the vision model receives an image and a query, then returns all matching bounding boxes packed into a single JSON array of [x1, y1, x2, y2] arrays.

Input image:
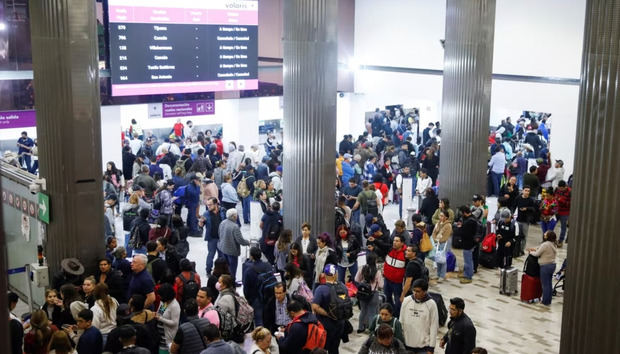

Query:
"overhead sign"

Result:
[[38, 193, 49, 224]]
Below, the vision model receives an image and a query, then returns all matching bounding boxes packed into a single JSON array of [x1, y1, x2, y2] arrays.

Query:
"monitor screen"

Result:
[[107, 0, 258, 97]]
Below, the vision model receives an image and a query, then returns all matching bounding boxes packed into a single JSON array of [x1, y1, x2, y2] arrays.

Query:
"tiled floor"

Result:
[[122, 198, 566, 353]]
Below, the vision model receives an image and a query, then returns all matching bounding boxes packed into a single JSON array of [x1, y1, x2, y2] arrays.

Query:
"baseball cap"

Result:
[[555, 159, 564, 166], [276, 166, 283, 172], [323, 264, 337, 276], [370, 224, 381, 234], [343, 153, 352, 159], [472, 194, 483, 201], [500, 210, 511, 219], [365, 214, 375, 225]]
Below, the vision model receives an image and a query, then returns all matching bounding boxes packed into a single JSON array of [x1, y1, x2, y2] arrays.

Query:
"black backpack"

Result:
[[265, 218, 282, 246], [128, 224, 143, 249], [523, 254, 540, 277], [413, 258, 429, 283], [366, 196, 379, 216], [255, 266, 278, 302], [178, 272, 200, 305], [328, 283, 353, 321], [335, 207, 349, 229], [356, 265, 375, 302], [428, 292, 448, 326]]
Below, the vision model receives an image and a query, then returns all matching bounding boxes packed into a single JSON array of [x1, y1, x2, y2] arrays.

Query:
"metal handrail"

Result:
[[0, 161, 36, 186]]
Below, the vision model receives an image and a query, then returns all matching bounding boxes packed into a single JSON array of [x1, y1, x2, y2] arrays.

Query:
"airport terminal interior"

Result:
[[1, 0, 616, 353]]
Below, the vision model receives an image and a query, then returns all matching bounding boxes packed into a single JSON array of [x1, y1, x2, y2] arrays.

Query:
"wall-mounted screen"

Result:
[[107, 0, 258, 97]]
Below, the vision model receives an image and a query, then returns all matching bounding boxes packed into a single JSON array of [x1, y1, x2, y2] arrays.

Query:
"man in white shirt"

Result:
[[488, 145, 506, 197], [129, 133, 143, 155], [416, 168, 432, 210], [400, 279, 439, 353]]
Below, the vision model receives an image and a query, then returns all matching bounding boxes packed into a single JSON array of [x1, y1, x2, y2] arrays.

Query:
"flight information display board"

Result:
[[108, 0, 258, 96]]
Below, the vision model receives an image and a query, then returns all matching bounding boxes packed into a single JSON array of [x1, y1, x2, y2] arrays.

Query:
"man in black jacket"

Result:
[[242, 247, 274, 327], [456, 206, 478, 284], [440, 297, 476, 354], [263, 283, 292, 333], [129, 209, 151, 254], [367, 224, 391, 259], [515, 187, 537, 256]]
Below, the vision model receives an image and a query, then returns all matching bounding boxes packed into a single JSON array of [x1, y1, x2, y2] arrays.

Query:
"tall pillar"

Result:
[[30, 1, 104, 275], [282, 0, 337, 234], [438, 0, 496, 207], [560, 1, 620, 352]]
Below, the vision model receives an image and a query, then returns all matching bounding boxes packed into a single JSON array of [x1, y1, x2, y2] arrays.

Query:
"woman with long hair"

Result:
[[528, 231, 558, 306], [334, 225, 361, 284], [313, 232, 338, 286], [155, 283, 181, 354], [59, 284, 83, 325], [284, 263, 305, 296], [288, 242, 312, 286], [274, 229, 293, 272], [91, 283, 119, 345], [104, 161, 122, 195], [432, 198, 455, 225], [355, 252, 383, 333], [24, 309, 57, 354], [47, 330, 76, 354], [42, 289, 63, 328], [431, 209, 453, 282]]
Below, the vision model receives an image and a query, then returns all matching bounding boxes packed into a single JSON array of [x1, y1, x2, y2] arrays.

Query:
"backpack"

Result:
[[146, 256, 159, 275], [265, 218, 282, 246], [128, 224, 143, 250], [365, 194, 379, 216], [428, 291, 448, 326], [293, 278, 314, 303], [174, 159, 187, 177], [122, 208, 138, 231], [256, 267, 279, 303], [153, 191, 163, 210], [356, 281, 373, 302], [173, 185, 188, 205], [481, 233, 497, 253], [233, 293, 254, 332], [237, 177, 250, 198], [147, 209, 160, 224], [178, 272, 200, 305], [286, 316, 327, 351], [216, 292, 254, 343], [327, 283, 353, 321], [413, 258, 429, 283]]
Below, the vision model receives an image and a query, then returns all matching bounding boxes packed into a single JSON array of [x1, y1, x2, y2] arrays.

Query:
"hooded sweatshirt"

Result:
[[399, 294, 438, 350]]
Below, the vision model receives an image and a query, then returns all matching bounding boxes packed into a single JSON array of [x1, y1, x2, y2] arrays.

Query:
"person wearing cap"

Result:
[[496, 209, 516, 268], [52, 258, 85, 291], [342, 153, 355, 185], [440, 298, 476, 354], [311, 264, 347, 354], [367, 223, 391, 259], [546, 159, 565, 189], [117, 324, 150, 353]]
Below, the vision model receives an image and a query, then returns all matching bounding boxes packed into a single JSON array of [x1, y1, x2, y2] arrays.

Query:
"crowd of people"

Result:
[[7, 109, 568, 354]]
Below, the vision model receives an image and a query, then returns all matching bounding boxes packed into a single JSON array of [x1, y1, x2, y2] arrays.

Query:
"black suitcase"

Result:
[[479, 250, 497, 269]]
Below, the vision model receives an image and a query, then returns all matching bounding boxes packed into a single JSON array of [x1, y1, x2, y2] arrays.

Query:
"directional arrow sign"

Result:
[[38, 192, 49, 224]]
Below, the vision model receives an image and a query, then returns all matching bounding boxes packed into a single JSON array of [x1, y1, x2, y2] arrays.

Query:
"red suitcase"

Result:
[[521, 274, 542, 303]]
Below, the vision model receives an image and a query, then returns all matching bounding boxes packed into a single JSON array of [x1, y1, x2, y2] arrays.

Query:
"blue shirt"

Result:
[[313, 284, 340, 326], [77, 326, 103, 354], [17, 137, 34, 154], [128, 269, 154, 299], [364, 161, 377, 182], [342, 185, 363, 208], [275, 296, 290, 326]]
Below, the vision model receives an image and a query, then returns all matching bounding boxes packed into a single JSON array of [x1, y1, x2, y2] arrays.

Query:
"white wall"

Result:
[[354, 0, 446, 70], [493, 0, 586, 78], [101, 105, 123, 170]]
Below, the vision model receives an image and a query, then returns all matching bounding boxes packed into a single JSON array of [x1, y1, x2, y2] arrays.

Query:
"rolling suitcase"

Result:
[[520, 274, 542, 303], [499, 266, 518, 295], [479, 250, 497, 269]]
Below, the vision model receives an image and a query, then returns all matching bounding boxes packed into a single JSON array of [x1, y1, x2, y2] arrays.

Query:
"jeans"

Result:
[[30, 160, 39, 174], [436, 241, 450, 279], [540, 218, 557, 234], [383, 279, 403, 317], [337, 263, 358, 284], [19, 154, 32, 171], [517, 221, 529, 254], [186, 204, 199, 234], [358, 291, 380, 330], [242, 196, 251, 224], [490, 172, 503, 196], [251, 297, 264, 326], [557, 215, 569, 242], [516, 174, 524, 190], [351, 209, 361, 227], [472, 242, 481, 272], [205, 239, 221, 274], [223, 253, 239, 281], [540, 263, 556, 305], [463, 248, 474, 279]]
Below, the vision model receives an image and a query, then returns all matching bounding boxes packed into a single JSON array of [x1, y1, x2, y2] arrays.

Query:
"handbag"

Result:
[[434, 242, 447, 264], [420, 231, 433, 253]]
